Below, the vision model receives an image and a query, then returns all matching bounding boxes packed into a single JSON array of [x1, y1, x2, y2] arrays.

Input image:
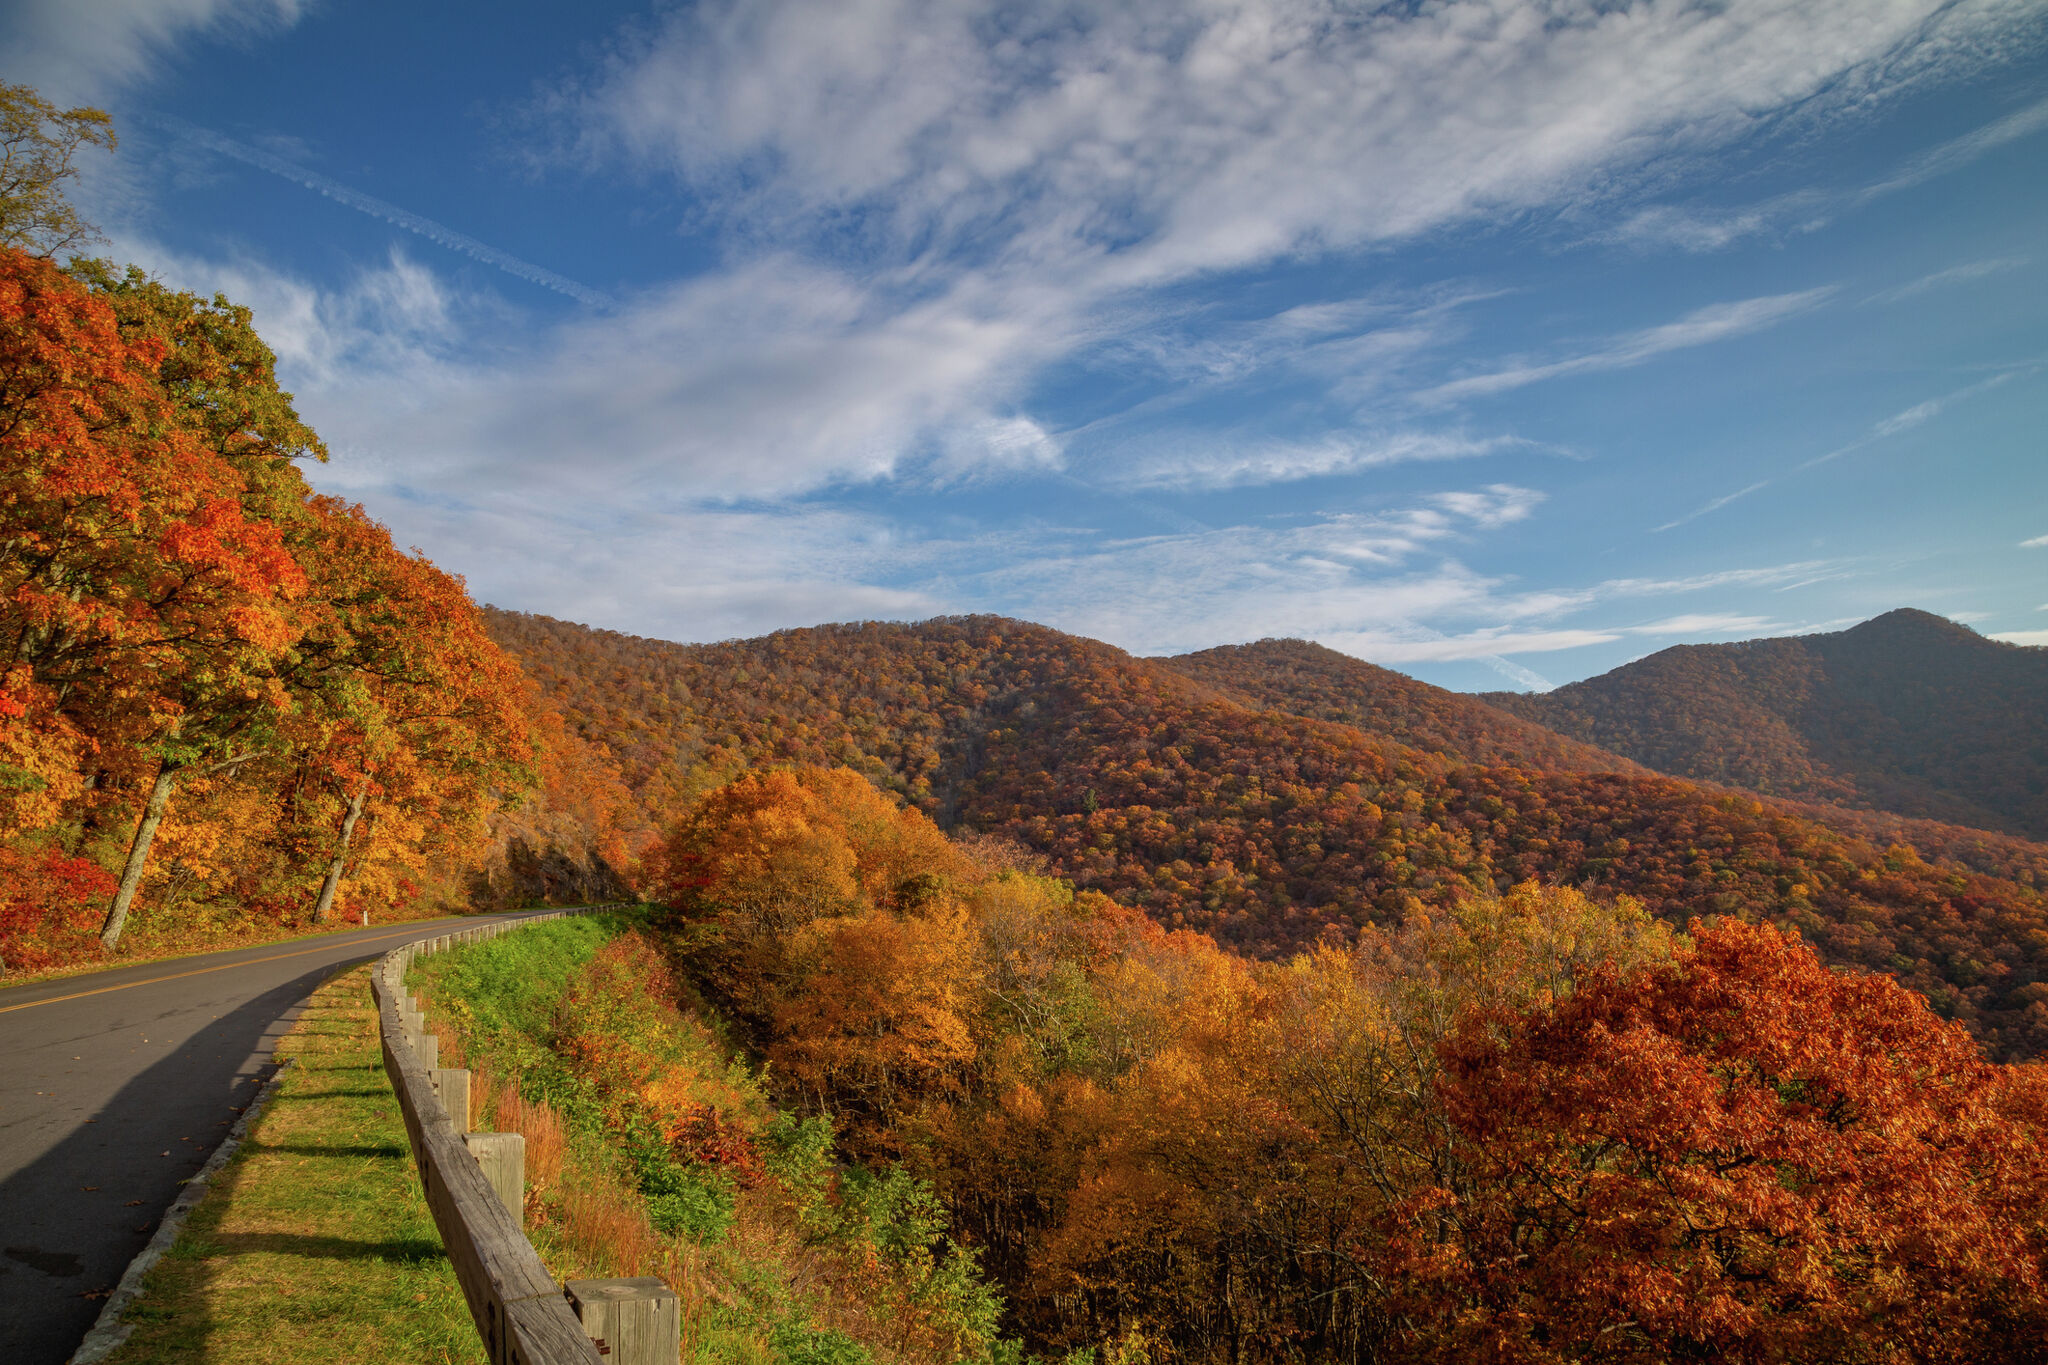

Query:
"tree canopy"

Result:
[[0, 84, 115, 259]]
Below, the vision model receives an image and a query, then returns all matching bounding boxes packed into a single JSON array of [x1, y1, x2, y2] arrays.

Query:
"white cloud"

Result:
[[931, 415, 1066, 485], [0, 0, 305, 104], [73, 0, 2044, 669], [1868, 255, 2030, 304], [1859, 92, 2048, 200], [1991, 630, 2048, 646], [1656, 371, 2024, 531], [1625, 613, 1779, 635], [126, 240, 1084, 502], [1599, 196, 1823, 253], [511, 0, 2039, 494], [2021, 534, 2048, 548], [919, 485, 1550, 653], [1592, 561, 1849, 599], [1420, 289, 1835, 404], [96, 0, 2043, 560], [1116, 430, 1532, 491], [1595, 95, 2048, 255], [1429, 485, 1545, 530], [1321, 627, 1622, 663], [154, 119, 614, 307], [1654, 479, 1772, 533], [567, 0, 2029, 289], [1798, 371, 2017, 469]]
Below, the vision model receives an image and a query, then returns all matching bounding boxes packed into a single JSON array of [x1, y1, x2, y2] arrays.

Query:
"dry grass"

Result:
[[482, 1076, 681, 1286]]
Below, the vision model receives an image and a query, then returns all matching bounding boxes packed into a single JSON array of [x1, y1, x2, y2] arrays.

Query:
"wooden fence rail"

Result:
[[373, 907, 667, 1364]]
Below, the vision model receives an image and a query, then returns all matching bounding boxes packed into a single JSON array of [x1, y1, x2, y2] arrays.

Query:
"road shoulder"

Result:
[[90, 964, 481, 1365]]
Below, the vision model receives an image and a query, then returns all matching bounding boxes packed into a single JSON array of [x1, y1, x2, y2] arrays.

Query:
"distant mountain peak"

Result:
[[1843, 607, 1986, 644], [1487, 607, 2046, 839]]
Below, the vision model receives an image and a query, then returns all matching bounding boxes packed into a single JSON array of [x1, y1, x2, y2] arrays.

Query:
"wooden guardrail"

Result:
[[374, 908, 673, 1364]]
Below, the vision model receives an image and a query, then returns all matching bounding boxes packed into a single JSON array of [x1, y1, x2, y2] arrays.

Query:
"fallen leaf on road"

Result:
[[124, 1201, 142, 1207], [81, 1186, 98, 1191]]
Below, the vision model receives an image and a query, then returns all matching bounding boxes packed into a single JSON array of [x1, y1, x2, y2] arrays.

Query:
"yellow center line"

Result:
[[0, 924, 472, 1014]]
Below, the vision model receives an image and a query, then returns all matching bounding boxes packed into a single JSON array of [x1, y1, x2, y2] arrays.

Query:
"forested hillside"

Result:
[[638, 766, 2048, 1364], [1161, 638, 1644, 776], [489, 609, 2048, 1059], [1484, 609, 2048, 840]]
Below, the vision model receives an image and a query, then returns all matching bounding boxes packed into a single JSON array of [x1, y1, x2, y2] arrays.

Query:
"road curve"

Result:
[[0, 915, 547, 1364]]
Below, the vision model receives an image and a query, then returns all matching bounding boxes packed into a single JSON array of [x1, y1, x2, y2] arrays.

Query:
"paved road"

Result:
[[0, 916, 538, 1364]]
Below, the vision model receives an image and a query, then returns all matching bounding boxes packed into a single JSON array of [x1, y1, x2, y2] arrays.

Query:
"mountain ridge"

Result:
[[489, 606, 2048, 1058], [1481, 608, 2048, 840]]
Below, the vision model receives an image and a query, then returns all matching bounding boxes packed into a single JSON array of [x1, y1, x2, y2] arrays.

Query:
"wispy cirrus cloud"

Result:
[[153, 118, 616, 308], [1625, 613, 1781, 636], [510, 0, 2036, 496], [1420, 289, 1835, 405], [565, 0, 2033, 286], [1656, 371, 2025, 531], [0, 0, 305, 104], [1867, 255, 2030, 304], [73, 0, 2046, 677], [1114, 430, 1536, 492], [1597, 92, 2048, 254]]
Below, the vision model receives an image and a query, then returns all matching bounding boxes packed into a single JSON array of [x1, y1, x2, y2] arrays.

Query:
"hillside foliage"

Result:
[[411, 912, 1026, 1365], [490, 611, 2048, 1059], [1162, 638, 1642, 776], [1485, 609, 2048, 841], [650, 766, 2048, 1363]]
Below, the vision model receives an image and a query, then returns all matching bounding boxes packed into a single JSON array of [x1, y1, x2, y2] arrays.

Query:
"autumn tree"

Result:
[[642, 762, 2048, 1362], [278, 497, 533, 921], [0, 247, 314, 947], [1407, 918, 2048, 1363], [0, 84, 115, 258]]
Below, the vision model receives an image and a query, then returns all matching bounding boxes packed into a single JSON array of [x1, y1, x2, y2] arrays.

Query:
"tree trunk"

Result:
[[101, 762, 179, 951], [310, 785, 368, 923]]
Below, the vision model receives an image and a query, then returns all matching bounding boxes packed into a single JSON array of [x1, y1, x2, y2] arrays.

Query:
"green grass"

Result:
[[101, 964, 482, 1365], [410, 913, 1032, 1365], [408, 909, 623, 1060]]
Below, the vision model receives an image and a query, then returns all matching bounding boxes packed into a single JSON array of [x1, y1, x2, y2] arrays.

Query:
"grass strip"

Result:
[[100, 963, 483, 1364]]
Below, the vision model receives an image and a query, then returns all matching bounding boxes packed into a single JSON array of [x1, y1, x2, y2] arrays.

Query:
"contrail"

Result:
[[153, 116, 614, 309]]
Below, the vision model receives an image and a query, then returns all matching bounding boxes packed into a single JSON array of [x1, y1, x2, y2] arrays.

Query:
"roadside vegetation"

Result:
[[101, 963, 479, 1364], [409, 909, 1042, 1365]]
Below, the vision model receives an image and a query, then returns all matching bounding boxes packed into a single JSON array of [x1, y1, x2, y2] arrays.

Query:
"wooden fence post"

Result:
[[431, 1068, 471, 1133], [464, 1132, 524, 1224], [563, 1279, 680, 1364]]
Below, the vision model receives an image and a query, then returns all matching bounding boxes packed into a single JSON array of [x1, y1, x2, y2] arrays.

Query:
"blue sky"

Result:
[[6, 0, 2045, 691]]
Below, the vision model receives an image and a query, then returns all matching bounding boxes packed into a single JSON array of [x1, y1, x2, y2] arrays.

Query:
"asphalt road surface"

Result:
[[0, 915, 544, 1364]]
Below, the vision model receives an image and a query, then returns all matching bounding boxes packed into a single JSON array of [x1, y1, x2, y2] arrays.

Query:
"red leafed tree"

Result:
[[1408, 917, 2048, 1363]]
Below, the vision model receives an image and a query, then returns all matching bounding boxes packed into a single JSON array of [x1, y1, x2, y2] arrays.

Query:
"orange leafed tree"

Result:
[[283, 496, 534, 920], [0, 248, 311, 946], [1, 232, 552, 962], [645, 766, 2048, 1362], [1409, 917, 2048, 1363]]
